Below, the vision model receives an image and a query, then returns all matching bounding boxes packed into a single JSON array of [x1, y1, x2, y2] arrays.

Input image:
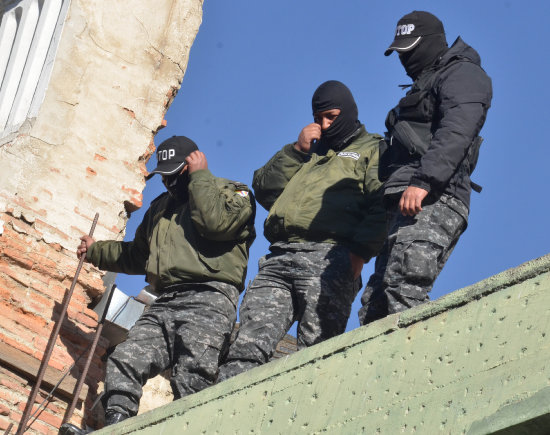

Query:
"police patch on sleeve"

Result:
[[337, 151, 360, 160], [236, 190, 249, 198]]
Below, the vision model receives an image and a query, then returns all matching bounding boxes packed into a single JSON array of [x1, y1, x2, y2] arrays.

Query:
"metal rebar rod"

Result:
[[62, 284, 116, 426], [4, 423, 13, 435], [25, 337, 93, 432], [16, 213, 99, 435]]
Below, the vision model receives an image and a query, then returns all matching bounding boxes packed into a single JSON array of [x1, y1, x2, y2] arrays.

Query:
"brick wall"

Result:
[[0, 0, 203, 432], [0, 212, 106, 433]]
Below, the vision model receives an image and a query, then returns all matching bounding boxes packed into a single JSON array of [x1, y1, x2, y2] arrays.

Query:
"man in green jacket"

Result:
[[218, 81, 386, 381], [64, 136, 255, 431]]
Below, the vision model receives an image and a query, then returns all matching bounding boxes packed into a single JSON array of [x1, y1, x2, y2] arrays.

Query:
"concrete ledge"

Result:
[[96, 254, 550, 434]]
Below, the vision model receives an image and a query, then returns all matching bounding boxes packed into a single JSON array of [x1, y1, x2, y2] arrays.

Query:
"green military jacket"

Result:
[[87, 169, 256, 292], [253, 126, 386, 261]]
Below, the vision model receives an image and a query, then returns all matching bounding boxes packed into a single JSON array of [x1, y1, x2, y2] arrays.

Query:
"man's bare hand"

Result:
[[295, 123, 322, 153], [349, 252, 365, 280], [399, 186, 429, 216], [186, 151, 208, 173], [77, 235, 95, 261]]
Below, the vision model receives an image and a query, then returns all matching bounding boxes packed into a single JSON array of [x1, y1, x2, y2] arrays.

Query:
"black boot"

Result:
[[58, 423, 91, 435], [104, 409, 129, 426]]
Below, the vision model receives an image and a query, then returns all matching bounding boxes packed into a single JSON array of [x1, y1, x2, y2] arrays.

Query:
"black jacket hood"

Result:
[[438, 37, 482, 68]]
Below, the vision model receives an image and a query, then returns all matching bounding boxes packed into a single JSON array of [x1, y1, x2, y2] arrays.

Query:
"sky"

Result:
[[116, 1, 550, 334]]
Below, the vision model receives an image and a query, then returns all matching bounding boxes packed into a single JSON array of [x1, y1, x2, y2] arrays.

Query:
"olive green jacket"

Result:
[[253, 126, 386, 261], [87, 169, 256, 292]]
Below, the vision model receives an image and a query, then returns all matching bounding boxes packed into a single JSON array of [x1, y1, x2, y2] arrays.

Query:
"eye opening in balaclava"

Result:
[[311, 80, 360, 151]]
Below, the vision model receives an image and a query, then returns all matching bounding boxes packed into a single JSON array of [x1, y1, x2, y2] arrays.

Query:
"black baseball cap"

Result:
[[146, 136, 198, 179], [384, 11, 444, 56]]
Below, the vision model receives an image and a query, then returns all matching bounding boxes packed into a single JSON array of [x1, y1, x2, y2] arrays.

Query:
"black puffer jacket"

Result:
[[381, 37, 493, 209]]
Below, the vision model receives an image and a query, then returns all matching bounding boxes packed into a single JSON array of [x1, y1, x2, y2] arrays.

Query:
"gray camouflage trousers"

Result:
[[218, 242, 360, 381], [358, 194, 468, 325], [103, 282, 237, 417]]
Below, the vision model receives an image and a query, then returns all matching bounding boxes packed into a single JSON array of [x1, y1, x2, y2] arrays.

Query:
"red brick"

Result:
[[0, 263, 32, 287], [74, 311, 98, 329], [10, 409, 53, 435], [26, 266, 51, 287], [0, 376, 26, 393], [30, 257, 65, 281], [33, 408, 63, 429], [26, 291, 55, 314], [0, 322, 37, 351], [0, 386, 21, 407], [0, 231, 30, 252], [0, 417, 10, 431], [0, 404, 9, 416], [0, 303, 49, 335], [3, 248, 33, 269]]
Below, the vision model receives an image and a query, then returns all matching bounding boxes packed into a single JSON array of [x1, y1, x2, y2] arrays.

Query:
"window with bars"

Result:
[[0, 0, 70, 139]]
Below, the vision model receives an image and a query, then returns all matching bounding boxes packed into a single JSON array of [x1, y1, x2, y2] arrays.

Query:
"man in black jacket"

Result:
[[359, 11, 492, 325]]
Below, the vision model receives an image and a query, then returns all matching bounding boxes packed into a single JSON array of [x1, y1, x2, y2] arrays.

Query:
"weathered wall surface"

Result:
[[97, 254, 550, 435], [0, 0, 203, 432]]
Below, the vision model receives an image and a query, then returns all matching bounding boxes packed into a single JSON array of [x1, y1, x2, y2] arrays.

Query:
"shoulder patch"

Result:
[[337, 151, 360, 160], [235, 190, 249, 198]]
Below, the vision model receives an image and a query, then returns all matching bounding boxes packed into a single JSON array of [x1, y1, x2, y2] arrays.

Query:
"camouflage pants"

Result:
[[103, 282, 237, 416], [218, 242, 360, 381], [358, 194, 468, 325]]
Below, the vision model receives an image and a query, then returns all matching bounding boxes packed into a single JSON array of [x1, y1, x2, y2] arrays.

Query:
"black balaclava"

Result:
[[311, 80, 361, 152], [399, 33, 448, 80], [163, 171, 190, 201]]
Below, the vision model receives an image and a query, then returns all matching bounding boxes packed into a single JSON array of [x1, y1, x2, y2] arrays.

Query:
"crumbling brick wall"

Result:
[[0, 0, 203, 432]]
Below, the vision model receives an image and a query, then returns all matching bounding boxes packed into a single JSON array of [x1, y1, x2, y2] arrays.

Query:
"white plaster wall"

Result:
[[0, 0, 203, 248]]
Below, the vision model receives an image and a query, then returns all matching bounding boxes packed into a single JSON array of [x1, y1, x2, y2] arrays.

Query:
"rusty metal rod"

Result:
[[62, 283, 116, 425], [16, 213, 99, 435], [25, 335, 94, 432], [4, 423, 13, 435]]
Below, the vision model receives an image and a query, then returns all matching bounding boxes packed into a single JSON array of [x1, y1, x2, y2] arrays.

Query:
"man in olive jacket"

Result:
[[359, 11, 492, 325], [218, 81, 386, 381], [71, 136, 255, 428]]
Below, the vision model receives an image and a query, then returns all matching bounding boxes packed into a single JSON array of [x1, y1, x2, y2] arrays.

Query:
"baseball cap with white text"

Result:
[[146, 136, 198, 179], [384, 11, 445, 56]]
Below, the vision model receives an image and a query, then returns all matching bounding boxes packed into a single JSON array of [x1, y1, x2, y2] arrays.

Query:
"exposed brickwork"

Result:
[[0, 213, 107, 432]]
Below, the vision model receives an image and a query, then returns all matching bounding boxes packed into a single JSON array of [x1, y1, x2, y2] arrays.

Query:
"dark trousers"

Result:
[[218, 242, 360, 381], [103, 283, 237, 416], [359, 194, 468, 325]]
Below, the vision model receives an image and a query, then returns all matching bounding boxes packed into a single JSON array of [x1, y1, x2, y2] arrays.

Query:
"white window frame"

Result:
[[0, 0, 70, 140]]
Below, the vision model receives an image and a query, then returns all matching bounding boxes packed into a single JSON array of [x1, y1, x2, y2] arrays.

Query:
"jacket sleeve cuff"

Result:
[[86, 242, 101, 267], [282, 143, 309, 162], [409, 175, 432, 193]]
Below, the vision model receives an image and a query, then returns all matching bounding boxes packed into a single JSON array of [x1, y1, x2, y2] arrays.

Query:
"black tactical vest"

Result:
[[380, 57, 482, 191]]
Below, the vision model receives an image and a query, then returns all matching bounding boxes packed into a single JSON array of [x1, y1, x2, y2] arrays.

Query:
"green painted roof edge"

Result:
[[398, 253, 550, 327], [95, 253, 550, 434]]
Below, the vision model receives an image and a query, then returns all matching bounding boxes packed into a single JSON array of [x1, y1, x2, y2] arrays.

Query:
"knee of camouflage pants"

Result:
[[171, 339, 225, 399]]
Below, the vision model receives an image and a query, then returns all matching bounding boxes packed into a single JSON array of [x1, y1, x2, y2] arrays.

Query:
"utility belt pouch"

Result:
[[391, 120, 430, 156]]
